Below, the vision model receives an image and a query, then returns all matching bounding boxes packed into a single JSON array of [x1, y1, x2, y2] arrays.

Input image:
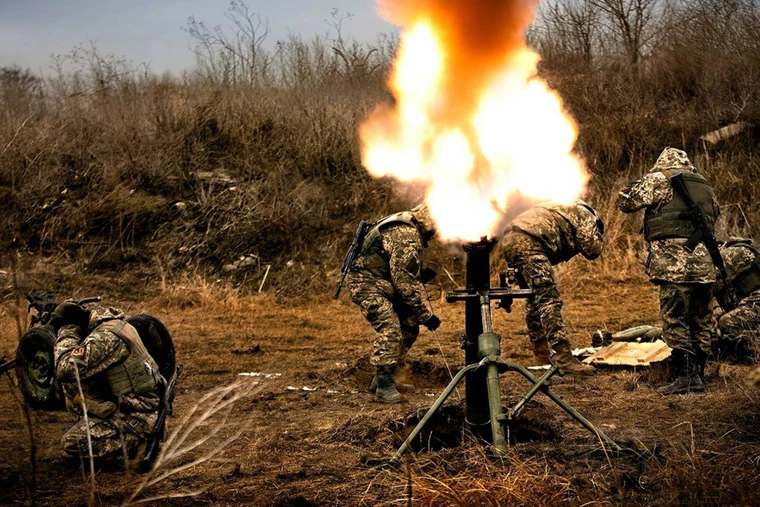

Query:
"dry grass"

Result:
[[123, 379, 265, 506], [0, 1, 758, 295]]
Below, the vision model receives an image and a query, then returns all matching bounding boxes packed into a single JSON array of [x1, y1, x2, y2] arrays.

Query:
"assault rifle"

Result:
[[334, 220, 372, 299], [670, 172, 739, 310], [0, 357, 16, 376], [143, 364, 182, 467]]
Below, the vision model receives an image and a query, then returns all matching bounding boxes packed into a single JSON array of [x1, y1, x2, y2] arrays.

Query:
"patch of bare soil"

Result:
[[2, 274, 760, 506]]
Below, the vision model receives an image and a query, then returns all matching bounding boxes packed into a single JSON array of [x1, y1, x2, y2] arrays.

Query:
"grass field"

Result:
[[2, 265, 760, 506]]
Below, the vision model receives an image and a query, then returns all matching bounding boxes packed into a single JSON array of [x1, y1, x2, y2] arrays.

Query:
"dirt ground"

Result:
[[2, 268, 760, 506]]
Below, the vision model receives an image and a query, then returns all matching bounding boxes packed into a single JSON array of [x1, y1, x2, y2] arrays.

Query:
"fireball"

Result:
[[360, 0, 589, 242]]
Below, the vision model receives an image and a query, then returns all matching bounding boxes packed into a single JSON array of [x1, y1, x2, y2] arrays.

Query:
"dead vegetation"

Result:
[[1, 281, 759, 506], [0, 1, 759, 294]]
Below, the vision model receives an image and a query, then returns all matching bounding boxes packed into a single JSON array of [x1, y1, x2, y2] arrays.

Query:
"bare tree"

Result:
[[590, 0, 664, 66], [538, 0, 601, 66], [184, 1, 273, 85]]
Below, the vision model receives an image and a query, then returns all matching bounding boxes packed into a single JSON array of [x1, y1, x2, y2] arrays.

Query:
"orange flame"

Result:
[[360, 0, 589, 242]]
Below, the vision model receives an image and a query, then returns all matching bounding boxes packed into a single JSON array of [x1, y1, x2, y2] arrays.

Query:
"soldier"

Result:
[[347, 203, 441, 403], [51, 302, 163, 460], [618, 147, 720, 395], [501, 200, 603, 375], [714, 239, 760, 359]]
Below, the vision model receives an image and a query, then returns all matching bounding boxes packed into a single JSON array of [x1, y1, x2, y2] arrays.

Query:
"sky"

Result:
[[0, 0, 396, 75]]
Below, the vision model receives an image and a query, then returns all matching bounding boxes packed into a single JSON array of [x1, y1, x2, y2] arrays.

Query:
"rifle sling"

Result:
[[683, 228, 704, 253]]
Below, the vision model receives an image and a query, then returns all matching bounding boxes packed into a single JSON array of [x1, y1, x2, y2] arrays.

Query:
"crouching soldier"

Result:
[[501, 200, 603, 375], [714, 239, 760, 359], [348, 203, 441, 403], [51, 302, 162, 460], [618, 147, 720, 395]]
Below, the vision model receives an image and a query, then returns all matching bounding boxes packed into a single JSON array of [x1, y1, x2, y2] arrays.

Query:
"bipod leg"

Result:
[[508, 365, 559, 421], [391, 363, 479, 463], [508, 363, 622, 453]]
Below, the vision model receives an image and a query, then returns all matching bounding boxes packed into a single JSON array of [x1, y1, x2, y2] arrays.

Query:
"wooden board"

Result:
[[583, 340, 671, 366]]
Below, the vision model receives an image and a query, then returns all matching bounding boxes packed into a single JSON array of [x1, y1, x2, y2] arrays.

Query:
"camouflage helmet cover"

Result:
[[553, 200, 604, 260], [651, 147, 696, 173], [411, 203, 437, 241], [88, 306, 126, 331]]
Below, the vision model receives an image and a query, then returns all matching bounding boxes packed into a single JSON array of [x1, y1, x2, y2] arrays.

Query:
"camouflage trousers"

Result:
[[348, 275, 420, 367], [508, 253, 568, 346], [658, 282, 713, 357], [718, 291, 760, 355], [62, 411, 157, 459]]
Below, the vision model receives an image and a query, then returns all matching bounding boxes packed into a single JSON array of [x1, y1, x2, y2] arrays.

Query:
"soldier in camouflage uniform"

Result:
[[52, 302, 162, 460], [501, 200, 603, 376], [347, 203, 441, 403], [713, 239, 760, 359], [618, 147, 720, 395]]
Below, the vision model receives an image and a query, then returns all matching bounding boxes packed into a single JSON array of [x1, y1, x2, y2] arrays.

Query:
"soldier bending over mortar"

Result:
[[347, 203, 441, 404], [501, 200, 603, 376]]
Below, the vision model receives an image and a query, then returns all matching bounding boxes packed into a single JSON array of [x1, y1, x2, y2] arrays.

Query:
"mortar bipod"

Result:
[[391, 288, 622, 463]]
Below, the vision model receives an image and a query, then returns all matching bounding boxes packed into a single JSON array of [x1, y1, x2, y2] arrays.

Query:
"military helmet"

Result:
[[411, 203, 437, 244], [651, 147, 696, 173], [49, 301, 91, 333], [554, 200, 604, 260]]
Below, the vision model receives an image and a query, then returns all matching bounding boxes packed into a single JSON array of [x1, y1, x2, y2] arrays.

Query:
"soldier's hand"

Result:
[[423, 315, 441, 331]]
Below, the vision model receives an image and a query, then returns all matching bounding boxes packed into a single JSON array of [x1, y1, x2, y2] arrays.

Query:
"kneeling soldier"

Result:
[[348, 203, 441, 403], [715, 239, 760, 358], [52, 303, 162, 460], [501, 200, 603, 376]]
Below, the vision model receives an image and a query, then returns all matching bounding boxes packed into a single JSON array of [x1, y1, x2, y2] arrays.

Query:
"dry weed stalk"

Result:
[[73, 363, 97, 507], [3, 372, 37, 505], [5, 252, 37, 503], [122, 379, 264, 506]]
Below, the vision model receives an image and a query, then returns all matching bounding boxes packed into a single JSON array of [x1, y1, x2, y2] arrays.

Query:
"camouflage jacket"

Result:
[[55, 316, 160, 416], [618, 171, 719, 283], [351, 223, 433, 323], [502, 203, 603, 265]]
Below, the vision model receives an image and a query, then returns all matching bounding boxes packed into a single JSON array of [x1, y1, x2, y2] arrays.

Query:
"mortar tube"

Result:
[[462, 239, 494, 428]]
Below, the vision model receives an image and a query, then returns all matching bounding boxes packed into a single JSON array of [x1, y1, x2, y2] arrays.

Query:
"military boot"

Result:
[[696, 349, 709, 385], [550, 341, 596, 376], [374, 365, 402, 403], [369, 365, 414, 394], [532, 339, 551, 365], [658, 351, 705, 395]]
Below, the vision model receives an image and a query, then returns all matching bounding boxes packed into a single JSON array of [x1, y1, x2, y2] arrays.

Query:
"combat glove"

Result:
[[423, 315, 441, 331]]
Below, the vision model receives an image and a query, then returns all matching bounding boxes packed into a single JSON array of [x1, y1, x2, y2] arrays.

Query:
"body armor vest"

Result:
[[644, 170, 716, 241], [726, 240, 760, 300], [357, 212, 422, 278], [99, 320, 160, 397]]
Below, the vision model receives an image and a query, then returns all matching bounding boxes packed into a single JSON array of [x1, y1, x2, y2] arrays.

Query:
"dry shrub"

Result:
[[1, 1, 760, 293]]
